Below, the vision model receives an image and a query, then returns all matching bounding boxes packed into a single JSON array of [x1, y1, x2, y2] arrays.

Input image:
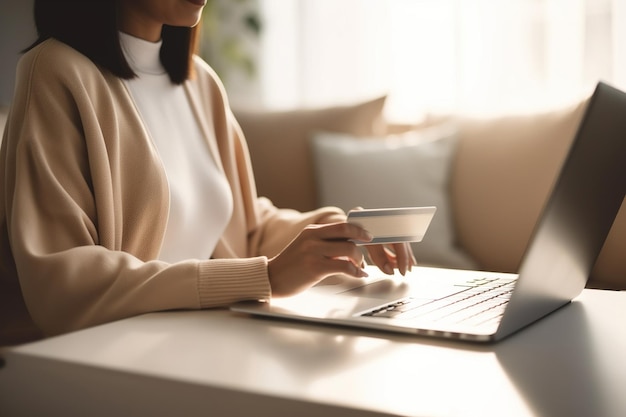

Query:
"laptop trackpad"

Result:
[[339, 279, 410, 300]]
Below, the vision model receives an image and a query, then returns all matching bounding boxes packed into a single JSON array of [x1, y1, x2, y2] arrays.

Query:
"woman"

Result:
[[0, 0, 415, 345]]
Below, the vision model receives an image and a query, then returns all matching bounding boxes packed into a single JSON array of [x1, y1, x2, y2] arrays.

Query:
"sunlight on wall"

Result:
[[255, 0, 619, 121]]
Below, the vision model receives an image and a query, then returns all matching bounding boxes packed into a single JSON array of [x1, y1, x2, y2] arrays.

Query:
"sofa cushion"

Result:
[[310, 124, 478, 270], [450, 100, 590, 273], [451, 97, 626, 289], [234, 96, 387, 212]]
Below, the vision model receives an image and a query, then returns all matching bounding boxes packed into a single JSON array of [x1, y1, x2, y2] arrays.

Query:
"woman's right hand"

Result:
[[267, 222, 373, 297]]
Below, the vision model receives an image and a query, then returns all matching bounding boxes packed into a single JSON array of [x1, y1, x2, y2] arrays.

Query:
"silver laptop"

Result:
[[231, 81, 626, 342]]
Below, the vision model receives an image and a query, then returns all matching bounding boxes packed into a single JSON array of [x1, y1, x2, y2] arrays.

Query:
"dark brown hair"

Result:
[[27, 0, 199, 84]]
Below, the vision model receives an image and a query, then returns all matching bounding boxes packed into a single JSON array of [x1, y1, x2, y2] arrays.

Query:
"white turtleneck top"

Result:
[[120, 32, 233, 263]]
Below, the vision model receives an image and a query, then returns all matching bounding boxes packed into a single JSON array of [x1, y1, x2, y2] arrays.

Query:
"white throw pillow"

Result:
[[311, 125, 477, 269]]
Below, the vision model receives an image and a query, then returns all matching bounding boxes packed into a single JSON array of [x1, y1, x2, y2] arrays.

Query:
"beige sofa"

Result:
[[1, 96, 624, 290], [235, 95, 626, 290]]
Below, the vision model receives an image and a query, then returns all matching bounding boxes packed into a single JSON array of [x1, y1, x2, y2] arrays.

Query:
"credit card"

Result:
[[347, 207, 436, 245]]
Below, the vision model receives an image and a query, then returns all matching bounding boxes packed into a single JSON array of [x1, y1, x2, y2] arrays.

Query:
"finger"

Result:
[[325, 241, 366, 269], [365, 245, 395, 275], [324, 257, 369, 278], [404, 243, 418, 269], [392, 243, 412, 276], [307, 222, 373, 243]]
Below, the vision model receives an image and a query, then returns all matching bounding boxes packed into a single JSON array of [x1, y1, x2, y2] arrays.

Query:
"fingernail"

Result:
[[383, 263, 393, 275]]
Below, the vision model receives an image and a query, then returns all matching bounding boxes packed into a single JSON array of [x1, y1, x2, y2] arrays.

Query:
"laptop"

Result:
[[231, 81, 626, 342]]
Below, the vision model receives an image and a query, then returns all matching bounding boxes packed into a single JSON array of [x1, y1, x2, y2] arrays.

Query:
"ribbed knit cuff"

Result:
[[197, 256, 271, 308]]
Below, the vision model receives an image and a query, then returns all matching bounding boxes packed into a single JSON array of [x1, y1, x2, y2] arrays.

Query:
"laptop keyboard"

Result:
[[361, 277, 516, 327]]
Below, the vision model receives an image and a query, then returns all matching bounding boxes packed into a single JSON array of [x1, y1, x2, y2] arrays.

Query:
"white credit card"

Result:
[[347, 206, 436, 245]]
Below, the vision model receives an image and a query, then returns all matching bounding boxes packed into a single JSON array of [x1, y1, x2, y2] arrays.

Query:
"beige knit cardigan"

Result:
[[0, 39, 344, 344]]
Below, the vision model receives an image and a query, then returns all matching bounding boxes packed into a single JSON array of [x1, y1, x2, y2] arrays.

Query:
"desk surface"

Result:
[[1, 288, 625, 417]]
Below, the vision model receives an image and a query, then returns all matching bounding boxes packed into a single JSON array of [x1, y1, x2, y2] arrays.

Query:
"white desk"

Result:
[[1, 288, 625, 417]]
